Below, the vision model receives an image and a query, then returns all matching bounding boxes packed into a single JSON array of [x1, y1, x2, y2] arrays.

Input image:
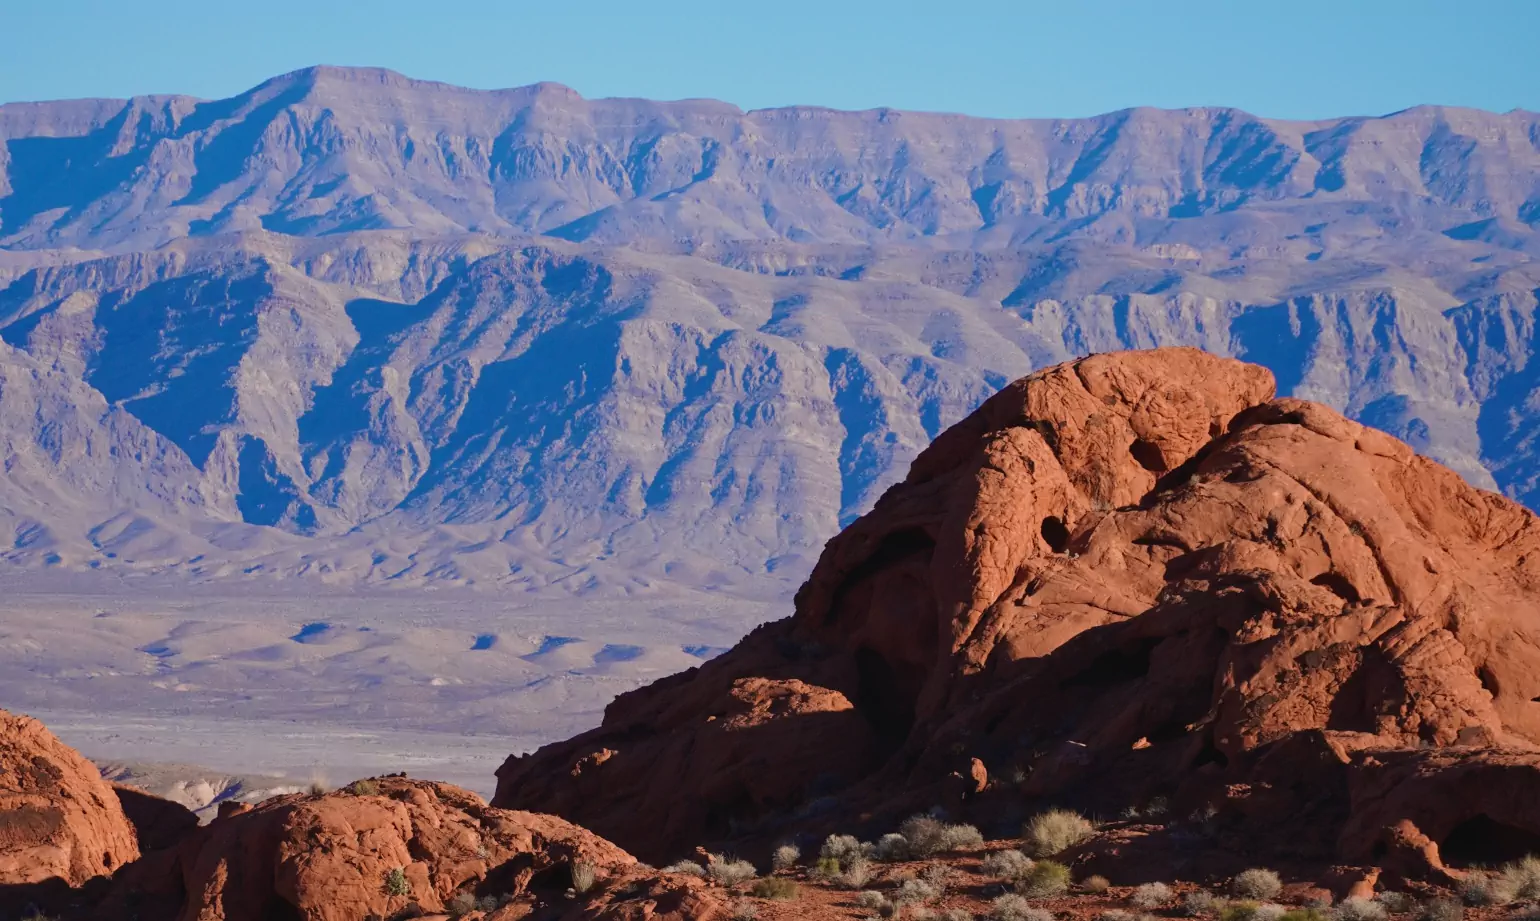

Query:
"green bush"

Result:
[[1015, 860, 1071, 898], [750, 877, 798, 900], [383, 867, 411, 896], [1025, 809, 1095, 856], [348, 778, 381, 796]]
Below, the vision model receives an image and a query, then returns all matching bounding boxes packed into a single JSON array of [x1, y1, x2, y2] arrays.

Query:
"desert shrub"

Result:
[[708, 858, 757, 887], [838, 856, 874, 890], [384, 867, 411, 896], [663, 860, 707, 877], [1016, 860, 1072, 899], [570, 860, 599, 894], [896, 878, 942, 904], [1130, 882, 1173, 909], [813, 856, 841, 879], [822, 833, 865, 863], [1500, 856, 1540, 901], [876, 833, 911, 861], [1026, 809, 1095, 856], [1083, 875, 1111, 894], [771, 844, 801, 871], [922, 863, 952, 891], [1334, 899, 1387, 921], [1459, 873, 1511, 906], [982, 849, 1034, 880], [1222, 902, 1262, 921], [447, 892, 478, 917], [944, 823, 985, 850], [939, 911, 976, 921], [1509, 908, 1540, 921], [1416, 899, 1461, 921], [1280, 911, 1328, 921], [750, 877, 798, 900], [1101, 911, 1139, 921], [732, 901, 759, 921], [1375, 893, 1415, 914], [912, 911, 938, 921], [992, 893, 1055, 921], [858, 890, 890, 909], [307, 781, 328, 795], [1253, 908, 1287, 921], [1232, 870, 1283, 901], [348, 779, 381, 796], [903, 815, 950, 855], [1182, 892, 1224, 916]]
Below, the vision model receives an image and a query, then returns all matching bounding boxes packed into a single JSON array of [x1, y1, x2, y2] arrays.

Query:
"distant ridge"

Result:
[[0, 67, 1536, 594]]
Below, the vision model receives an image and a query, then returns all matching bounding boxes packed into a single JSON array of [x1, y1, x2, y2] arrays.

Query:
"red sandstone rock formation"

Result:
[[94, 776, 637, 921], [494, 347, 1540, 876], [0, 708, 140, 887]]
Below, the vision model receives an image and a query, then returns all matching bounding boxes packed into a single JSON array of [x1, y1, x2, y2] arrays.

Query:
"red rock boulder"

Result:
[[494, 347, 1540, 876], [0, 708, 140, 887]]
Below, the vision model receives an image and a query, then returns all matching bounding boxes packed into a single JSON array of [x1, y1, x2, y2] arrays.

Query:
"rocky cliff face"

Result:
[[0, 68, 1538, 592]]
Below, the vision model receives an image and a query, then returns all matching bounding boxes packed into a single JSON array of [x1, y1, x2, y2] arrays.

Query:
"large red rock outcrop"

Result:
[[96, 776, 636, 921], [494, 347, 1540, 874], [0, 708, 140, 887]]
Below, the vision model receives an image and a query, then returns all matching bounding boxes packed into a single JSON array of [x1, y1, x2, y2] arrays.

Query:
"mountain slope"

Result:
[[0, 68, 1537, 593]]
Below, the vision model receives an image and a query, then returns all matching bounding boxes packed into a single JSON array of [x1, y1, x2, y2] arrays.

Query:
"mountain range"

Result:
[[1, 65, 1537, 596]]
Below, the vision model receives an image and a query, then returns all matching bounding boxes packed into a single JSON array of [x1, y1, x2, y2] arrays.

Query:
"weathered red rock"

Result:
[[494, 347, 1540, 875], [0, 708, 139, 887], [95, 776, 636, 921]]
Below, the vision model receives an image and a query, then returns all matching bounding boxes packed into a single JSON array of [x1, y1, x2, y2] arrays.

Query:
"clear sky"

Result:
[[3, 0, 1537, 119]]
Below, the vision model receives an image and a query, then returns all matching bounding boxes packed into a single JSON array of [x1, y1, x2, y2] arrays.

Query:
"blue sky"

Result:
[[3, 0, 1537, 118]]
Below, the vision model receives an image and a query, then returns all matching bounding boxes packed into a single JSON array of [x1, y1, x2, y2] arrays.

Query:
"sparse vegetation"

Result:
[[1500, 855, 1540, 901], [1334, 899, 1387, 921], [938, 911, 975, 921], [1015, 860, 1072, 898], [876, 832, 911, 861], [384, 867, 411, 897], [982, 849, 1034, 880], [1459, 872, 1510, 907], [1100, 911, 1138, 921], [1025, 808, 1095, 856], [1375, 892, 1415, 914], [707, 857, 758, 886], [895, 877, 943, 904], [1182, 891, 1224, 916], [1222, 902, 1263, 921], [1231, 869, 1283, 901], [1255, 906, 1288, 921], [837, 855, 874, 890], [858, 890, 890, 910], [447, 892, 478, 918], [570, 860, 598, 894], [663, 859, 707, 877], [307, 781, 327, 795], [922, 863, 952, 892], [813, 856, 842, 879], [992, 893, 1054, 921], [750, 877, 799, 900], [1416, 898, 1462, 921], [348, 778, 381, 796], [732, 901, 760, 921], [1132, 882, 1174, 909], [1279, 910, 1328, 921], [822, 833, 865, 863], [771, 843, 801, 871], [1083, 875, 1111, 894]]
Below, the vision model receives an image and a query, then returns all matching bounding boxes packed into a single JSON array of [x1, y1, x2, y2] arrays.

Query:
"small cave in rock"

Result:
[[1327, 647, 1403, 733], [1040, 516, 1070, 553], [1130, 437, 1167, 472], [1062, 636, 1160, 689], [1310, 571, 1363, 604], [1441, 814, 1540, 867], [855, 646, 917, 747]]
